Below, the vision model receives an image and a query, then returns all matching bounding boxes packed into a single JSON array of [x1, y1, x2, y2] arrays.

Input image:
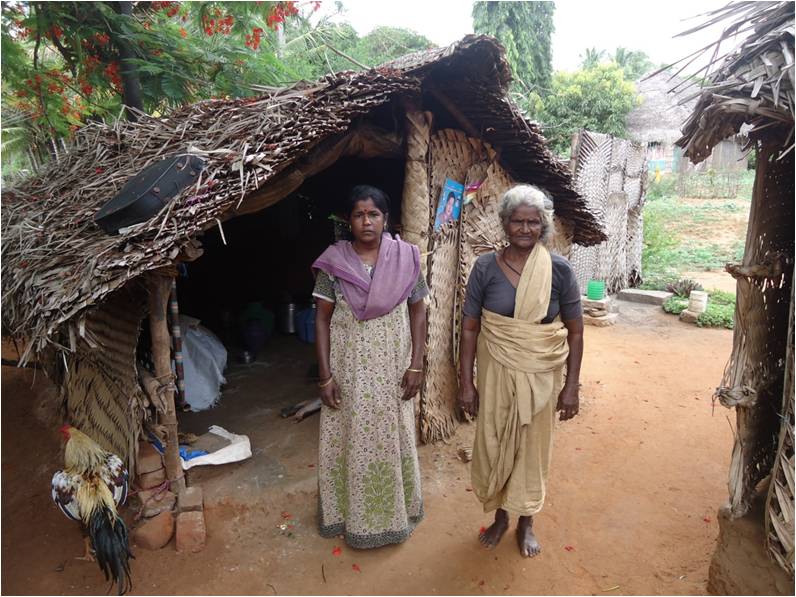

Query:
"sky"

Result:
[[319, 0, 733, 74]]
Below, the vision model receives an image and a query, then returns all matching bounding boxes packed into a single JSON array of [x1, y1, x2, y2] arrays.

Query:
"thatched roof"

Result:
[[2, 35, 603, 361], [675, 1, 794, 163], [626, 71, 697, 145]]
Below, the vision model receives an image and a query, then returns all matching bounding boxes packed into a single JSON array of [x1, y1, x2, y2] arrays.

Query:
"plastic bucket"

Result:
[[688, 290, 708, 314], [586, 280, 606, 301]]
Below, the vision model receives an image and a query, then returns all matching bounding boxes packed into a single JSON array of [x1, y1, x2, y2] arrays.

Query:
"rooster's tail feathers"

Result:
[[88, 506, 134, 595]]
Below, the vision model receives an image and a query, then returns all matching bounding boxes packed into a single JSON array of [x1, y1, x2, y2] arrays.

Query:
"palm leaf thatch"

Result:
[[1, 36, 603, 365], [670, 1, 794, 162]]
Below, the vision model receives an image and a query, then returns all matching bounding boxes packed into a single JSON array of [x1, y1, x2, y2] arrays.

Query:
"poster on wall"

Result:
[[434, 178, 464, 231]]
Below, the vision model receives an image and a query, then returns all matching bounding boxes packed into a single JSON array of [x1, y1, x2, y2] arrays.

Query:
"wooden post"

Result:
[[399, 98, 432, 275], [147, 271, 185, 494]]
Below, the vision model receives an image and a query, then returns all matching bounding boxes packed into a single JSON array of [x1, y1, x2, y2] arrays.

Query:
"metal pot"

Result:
[[279, 302, 297, 334]]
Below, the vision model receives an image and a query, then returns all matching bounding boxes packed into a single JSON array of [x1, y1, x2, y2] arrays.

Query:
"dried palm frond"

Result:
[[665, 1, 794, 162]]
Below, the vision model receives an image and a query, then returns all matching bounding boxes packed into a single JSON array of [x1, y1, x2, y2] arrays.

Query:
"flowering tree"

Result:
[[1, 0, 313, 166]]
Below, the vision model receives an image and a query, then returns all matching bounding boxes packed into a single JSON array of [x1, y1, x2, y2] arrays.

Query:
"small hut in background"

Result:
[[1, 36, 604, 486], [675, 2, 794, 593], [627, 70, 748, 197]]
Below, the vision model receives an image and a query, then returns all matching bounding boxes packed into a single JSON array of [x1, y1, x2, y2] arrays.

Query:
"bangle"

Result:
[[318, 377, 334, 388], [406, 368, 423, 373]]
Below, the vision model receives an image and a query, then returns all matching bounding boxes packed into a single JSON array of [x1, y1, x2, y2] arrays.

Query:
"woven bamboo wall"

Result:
[[420, 129, 484, 443], [64, 285, 147, 476], [568, 130, 647, 294]]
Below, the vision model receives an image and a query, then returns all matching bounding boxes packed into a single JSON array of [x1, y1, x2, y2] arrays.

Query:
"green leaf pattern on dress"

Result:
[[363, 460, 396, 529]]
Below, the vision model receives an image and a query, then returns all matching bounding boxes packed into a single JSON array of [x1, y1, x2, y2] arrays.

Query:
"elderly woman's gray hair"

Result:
[[498, 184, 555, 243]]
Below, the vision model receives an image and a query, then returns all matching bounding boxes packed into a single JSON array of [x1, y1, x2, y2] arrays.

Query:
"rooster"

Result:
[[51, 424, 133, 595]]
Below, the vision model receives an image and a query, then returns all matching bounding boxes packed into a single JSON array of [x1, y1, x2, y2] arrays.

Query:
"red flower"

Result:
[[352, 563, 361, 573], [180, 27, 187, 38], [95, 167, 105, 174], [332, 546, 342, 556], [479, 526, 486, 534]]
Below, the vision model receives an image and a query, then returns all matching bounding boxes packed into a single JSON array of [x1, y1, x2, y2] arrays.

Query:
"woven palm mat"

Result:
[[569, 130, 647, 293], [419, 130, 484, 443], [64, 286, 147, 474]]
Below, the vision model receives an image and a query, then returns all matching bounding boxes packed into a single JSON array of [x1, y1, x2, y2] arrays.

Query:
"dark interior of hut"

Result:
[[165, 154, 406, 424]]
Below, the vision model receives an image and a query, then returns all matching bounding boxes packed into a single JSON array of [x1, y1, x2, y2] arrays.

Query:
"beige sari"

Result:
[[471, 243, 570, 516]]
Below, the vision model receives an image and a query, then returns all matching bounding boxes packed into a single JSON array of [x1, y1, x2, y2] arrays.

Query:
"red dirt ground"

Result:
[[2, 301, 733, 595]]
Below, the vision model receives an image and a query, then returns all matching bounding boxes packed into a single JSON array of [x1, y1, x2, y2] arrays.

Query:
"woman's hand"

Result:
[[555, 384, 579, 421], [400, 369, 423, 401], [319, 378, 341, 409], [457, 381, 479, 417]]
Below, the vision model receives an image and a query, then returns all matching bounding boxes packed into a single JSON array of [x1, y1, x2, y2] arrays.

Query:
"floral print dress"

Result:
[[313, 267, 427, 548]]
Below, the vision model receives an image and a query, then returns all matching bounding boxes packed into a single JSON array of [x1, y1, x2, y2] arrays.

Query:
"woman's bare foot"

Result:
[[517, 516, 541, 557], [479, 508, 509, 549]]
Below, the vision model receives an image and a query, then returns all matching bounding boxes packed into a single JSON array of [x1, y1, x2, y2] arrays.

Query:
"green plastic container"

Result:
[[586, 280, 606, 301]]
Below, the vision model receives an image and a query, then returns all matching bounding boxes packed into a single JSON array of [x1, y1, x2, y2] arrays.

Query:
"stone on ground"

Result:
[[618, 289, 673, 305], [178, 486, 204, 513], [176, 511, 207, 553], [133, 511, 174, 550], [142, 490, 176, 519], [679, 309, 700, 324], [583, 313, 618, 327]]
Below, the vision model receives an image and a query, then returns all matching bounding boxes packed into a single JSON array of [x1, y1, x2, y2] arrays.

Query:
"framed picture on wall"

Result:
[[433, 178, 464, 231]]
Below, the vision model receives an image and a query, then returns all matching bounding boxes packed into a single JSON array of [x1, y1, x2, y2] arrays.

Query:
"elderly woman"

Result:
[[457, 184, 583, 557], [312, 185, 427, 549]]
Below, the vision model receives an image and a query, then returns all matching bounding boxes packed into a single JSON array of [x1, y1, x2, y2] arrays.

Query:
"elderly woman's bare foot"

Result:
[[479, 508, 509, 548], [517, 516, 541, 557]]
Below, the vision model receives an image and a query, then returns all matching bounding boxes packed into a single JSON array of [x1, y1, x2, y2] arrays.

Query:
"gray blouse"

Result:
[[463, 252, 582, 323]]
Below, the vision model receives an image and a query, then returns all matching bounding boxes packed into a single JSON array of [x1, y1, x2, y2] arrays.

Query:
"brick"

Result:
[[137, 466, 167, 489], [583, 313, 618, 327], [679, 309, 700, 324], [137, 442, 165, 474], [584, 307, 609, 317], [176, 511, 206, 553], [142, 490, 176, 519], [178, 486, 203, 513], [133, 511, 174, 550], [618, 289, 673, 305]]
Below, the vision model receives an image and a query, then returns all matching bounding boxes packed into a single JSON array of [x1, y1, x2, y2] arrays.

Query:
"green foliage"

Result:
[[707, 289, 736, 306], [638, 274, 680, 291], [661, 293, 735, 329], [612, 47, 653, 81], [1, 1, 307, 174], [646, 173, 678, 200], [666, 279, 704, 298], [473, 0, 554, 115], [662, 296, 688, 315], [697, 301, 735, 329], [282, 20, 433, 80], [538, 62, 639, 154], [579, 47, 605, 69]]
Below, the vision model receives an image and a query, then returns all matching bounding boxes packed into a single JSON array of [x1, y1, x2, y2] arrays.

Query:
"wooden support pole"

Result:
[[147, 272, 185, 494], [399, 98, 432, 276]]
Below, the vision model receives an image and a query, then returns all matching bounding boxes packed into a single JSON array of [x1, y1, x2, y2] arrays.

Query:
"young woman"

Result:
[[312, 185, 427, 549]]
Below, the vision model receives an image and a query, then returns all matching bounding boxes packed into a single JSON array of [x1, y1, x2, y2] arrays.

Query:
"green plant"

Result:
[[639, 274, 679, 291], [707, 289, 736, 306], [697, 302, 735, 329], [666, 278, 704, 298], [663, 296, 688, 315], [646, 173, 678, 200], [538, 62, 639, 154]]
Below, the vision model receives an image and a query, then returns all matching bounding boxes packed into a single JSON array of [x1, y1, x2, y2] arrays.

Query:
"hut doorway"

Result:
[[169, 155, 406, 492]]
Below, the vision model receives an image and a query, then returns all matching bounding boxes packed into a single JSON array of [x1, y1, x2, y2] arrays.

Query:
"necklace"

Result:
[[500, 249, 525, 277]]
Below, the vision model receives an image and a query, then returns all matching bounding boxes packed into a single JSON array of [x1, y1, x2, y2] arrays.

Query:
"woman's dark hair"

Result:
[[344, 185, 390, 217], [447, 192, 456, 202]]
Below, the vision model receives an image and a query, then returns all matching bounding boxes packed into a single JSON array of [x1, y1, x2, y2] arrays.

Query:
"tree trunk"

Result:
[[110, 1, 144, 120]]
